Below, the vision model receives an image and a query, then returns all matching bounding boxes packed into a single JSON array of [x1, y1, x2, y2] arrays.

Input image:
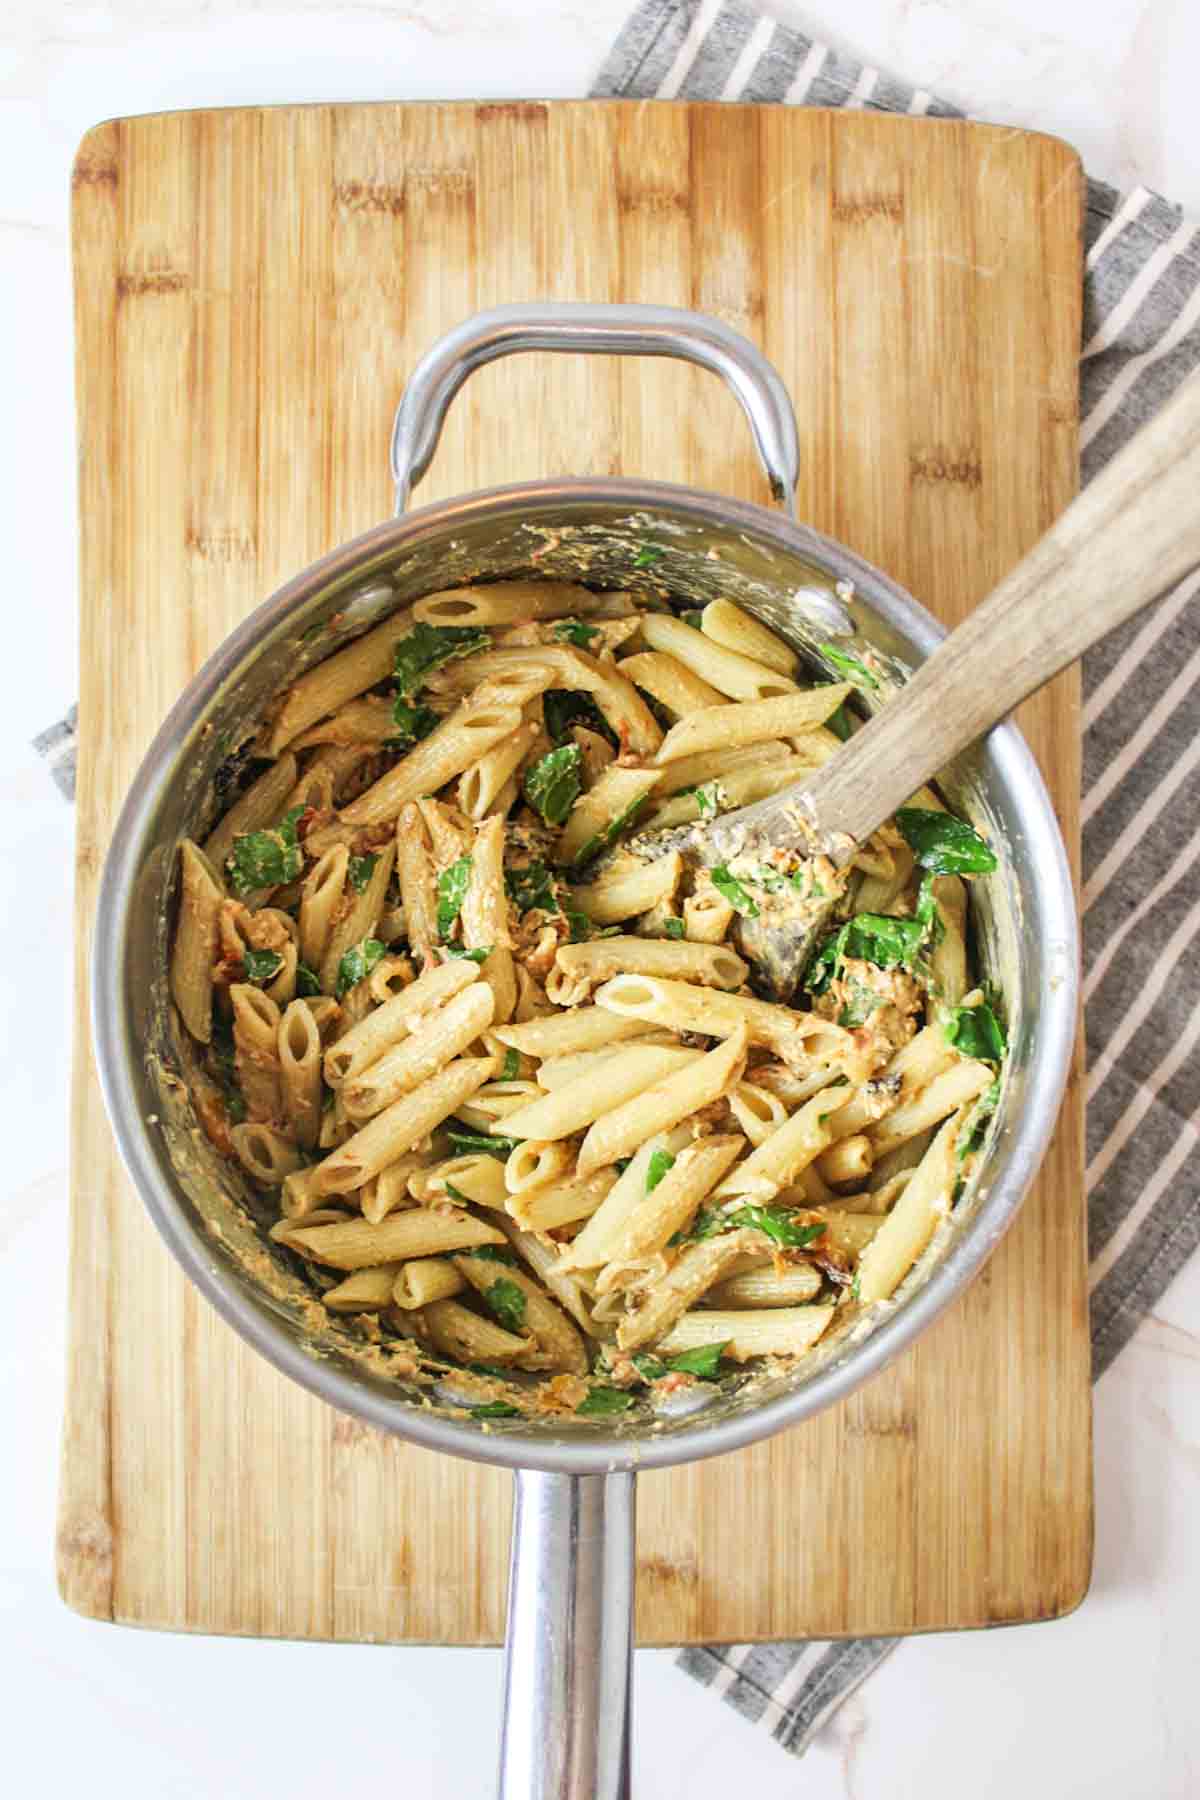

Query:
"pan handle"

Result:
[[498, 1468, 636, 1800], [390, 302, 800, 517]]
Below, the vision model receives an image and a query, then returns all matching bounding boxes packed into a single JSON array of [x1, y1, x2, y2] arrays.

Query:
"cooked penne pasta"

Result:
[[289, 1203, 505, 1269], [170, 840, 225, 1043], [653, 685, 851, 763], [314, 1056, 495, 1195], [568, 852, 683, 926], [267, 599, 411, 753], [173, 580, 1007, 1403], [577, 1028, 749, 1177], [656, 1305, 835, 1361], [639, 613, 797, 701], [391, 1257, 465, 1310], [697, 599, 797, 676]]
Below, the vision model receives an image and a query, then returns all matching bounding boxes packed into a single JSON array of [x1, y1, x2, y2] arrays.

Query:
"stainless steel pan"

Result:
[[91, 305, 1078, 1799]]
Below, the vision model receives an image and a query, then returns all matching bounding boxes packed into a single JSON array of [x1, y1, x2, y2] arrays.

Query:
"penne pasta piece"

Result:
[[642, 750, 837, 830], [682, 888, 734, 945], [391, 1257, 465, 1310], [505, 1169, 617, 1233], [341, 983, 495, 1122], [928, 874, 968, 1010], [340, 702, 523, 827], [504, 1139, 575, 1194], [368, 951, 414, 1002], [560, 1128, 694, 1270], [362, 1153, 427, 1223], [267, 600, 411, 753], [289, 1202, 505, 1269], [577, 1028, 749, 1177], [727, 1081, 790, 1147], [323, 1265, 402, 1312], [492, 1007, 662, 1059], [458, 718, 539, 820], [318, 842, 396, 993], [170, 840, 225, 1043], [615, 650, 725, 717], [323, 959, 477, 1086], [291, 695, 398, 751], [422, 1298, 529, 1364], [639, 613, 797, 701], [653, 685, 851, 764], [277, 1000, 323, 1149], [698, 599, 797, 676], [806, 1209, 884, 1258], [856, 1114, 961, 1303], [313, 1057, 495, 1195], [499, 1046, 702, 1141], [462, 815, 517, 1024], [866, 1058, 993, 1159], [299, 845, 349, 971], [595, 973, 851, 1072], [556, 765, 663, 869], [427, 645, 662, 757], [598, 1133, 745, 1271], [715, 1088, 854, 1200], [554, 937, 747, 996], [230, 1121, 303, 1187], [615, 1228, 765, 1350], [649, 738, 792, 798], [280, 1165, 328, 1220], [203, 755, 299, 873], [655, 1305, 835, 1361], [454, 1253, 588, 1374], [415, 1152, 510, 1211], [498, 1220, 600, 1338], [707, 1263, 823, 1308], [814, 1133, 873, 1187], [568, 852, 683, 927], [229, 982, 283, 1122], [395, 802, 439, 968], [414, 580, 611, 627]]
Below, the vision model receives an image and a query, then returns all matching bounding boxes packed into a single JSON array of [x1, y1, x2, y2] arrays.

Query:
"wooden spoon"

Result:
[[647, 369, 1200, 994]]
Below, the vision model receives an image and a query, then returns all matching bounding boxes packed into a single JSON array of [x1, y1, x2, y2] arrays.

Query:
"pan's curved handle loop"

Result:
[[498, 1469, 636, 1800], [390, 302, 800, 518]]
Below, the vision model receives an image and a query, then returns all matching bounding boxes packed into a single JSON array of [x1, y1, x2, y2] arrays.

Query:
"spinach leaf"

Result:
[[944, 1000, 1006, 1064], [691, 781, 722, 821], [666, 1341, 730, 1380], [542, 689, 617, 748], [895, 807, 997, 876], [710, 866, 760, 919], [444, 1182, 470, 1204], [570, 794, 650, 871], [806, 912, 928, 994], [576, 1386, 636, 1416], [825, 702, 852, 742], [469, 1401, 520, 1419], [335, 937, 386, 998], [501, 1047, 520, 1081], [468, 1245, 517, 1265], [242, 947, 283, 985], [389, 697, 439, 743], [631, 1352, 667, 1381], [226, 805, 304, 896], [819, 642, 880, 690], [347, 852, 379, 894], [663, 916, 686, 940], [523, 744, 582, 827], [437, 855, 473, 939], [482, 1277, 527, 1334], [447, 1129, 520, 1158], [505, 861, 560, 915], [445, 944, 490, 964], [210, 1018, 246, 1123], [646, 1149, 675, 1192], [958, 1075, 1001, 1162], [554, 618, 601, 648], [295, 962, 322, 998], [632, 544, 665, 569], [682, 609, 704, 630], [678, 1203, 827, 1250], [393, 622, 490, 697]]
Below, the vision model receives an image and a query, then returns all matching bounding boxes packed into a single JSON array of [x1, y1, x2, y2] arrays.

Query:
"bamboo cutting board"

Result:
[[61, 101, 1090, 1643]]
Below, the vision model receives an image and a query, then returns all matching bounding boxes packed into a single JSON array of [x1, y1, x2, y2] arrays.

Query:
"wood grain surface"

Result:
[[60, 101, 1089, 1644]]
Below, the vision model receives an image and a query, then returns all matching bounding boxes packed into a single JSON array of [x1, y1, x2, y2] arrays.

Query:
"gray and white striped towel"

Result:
[[40, 0, 1200, 1760]]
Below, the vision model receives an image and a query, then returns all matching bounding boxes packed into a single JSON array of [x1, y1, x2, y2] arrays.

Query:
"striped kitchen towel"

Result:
[[38, 0, 1200, 1761]]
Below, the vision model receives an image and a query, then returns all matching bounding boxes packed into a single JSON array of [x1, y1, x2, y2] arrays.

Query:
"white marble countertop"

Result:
[[4, 2, 1200, 1795]]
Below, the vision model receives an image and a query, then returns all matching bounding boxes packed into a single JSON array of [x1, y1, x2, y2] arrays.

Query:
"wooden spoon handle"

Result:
[[797, 368, 1200, 850]]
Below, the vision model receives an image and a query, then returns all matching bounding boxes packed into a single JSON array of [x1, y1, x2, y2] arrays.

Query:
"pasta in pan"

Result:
[[170, 578, 1006, 1420]]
